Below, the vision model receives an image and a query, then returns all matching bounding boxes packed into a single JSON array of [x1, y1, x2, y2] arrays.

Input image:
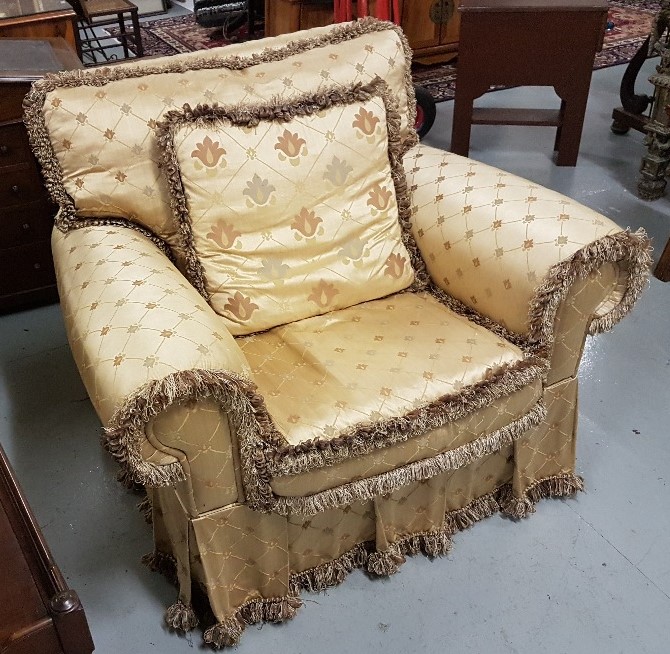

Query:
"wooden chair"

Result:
[[69, 0, 144, 66]]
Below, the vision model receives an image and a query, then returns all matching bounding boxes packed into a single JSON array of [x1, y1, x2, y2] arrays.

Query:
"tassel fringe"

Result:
[[142, 474, 584, 648], [165, 600, 199, 632], [137, 495, 153, 524], [142, 550, 179, 588], [367, 545, 406, 576], [274, 400, 547, 516], [499, 474, 585, 519], [203, 617, 244, 649], [203, 598, 302, 649], [290, 543, 370, 594]]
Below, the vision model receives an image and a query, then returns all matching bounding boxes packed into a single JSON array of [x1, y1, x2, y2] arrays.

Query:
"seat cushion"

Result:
[[157, 80, 417, 335], [237, 291, 545, 511]]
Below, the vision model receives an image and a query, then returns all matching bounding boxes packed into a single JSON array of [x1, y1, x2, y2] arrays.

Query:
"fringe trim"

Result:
[[272, 399, 547, 516], [203, 597, 302, 649], [137, 495, 153, 524], [289, 542, 371, 594], [527, 229, 651, 351], [101, 352, 545, 520], [141, 550, 179, 588], [23, 18, 416, 236], [155, 78, 428, 304], [116, 467, 145, 492], [366, 527, 454, 576], [445, 490, 500, 533], [165, 600, 199, 632], [499, 474, 585, 519], [102, 368, 262, 489], [66, 218, 176, 263], [142, 476, 582, 647], [271, 357, 546, 477]]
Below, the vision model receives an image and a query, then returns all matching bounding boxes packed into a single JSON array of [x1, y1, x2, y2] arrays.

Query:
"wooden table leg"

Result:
[[654, 237, 670, 282], [555, 78, 592, 166]]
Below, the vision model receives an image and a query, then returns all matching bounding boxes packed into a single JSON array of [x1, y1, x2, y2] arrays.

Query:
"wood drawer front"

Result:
[[0, 166, 46, 209], [0, 201, 55, 248], [0, 82, 31, 123], [0, 123, 32, 169], [0, 241, 56, 296]]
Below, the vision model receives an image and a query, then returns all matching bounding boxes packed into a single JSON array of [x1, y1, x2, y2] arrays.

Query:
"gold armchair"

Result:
[[27, 19, 650, 648]]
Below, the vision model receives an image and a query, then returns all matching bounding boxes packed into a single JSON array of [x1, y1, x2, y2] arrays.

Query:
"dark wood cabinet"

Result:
[[0, 37, 81, 313], [0, 445, 94, 654], [264, 0, 461, 63]]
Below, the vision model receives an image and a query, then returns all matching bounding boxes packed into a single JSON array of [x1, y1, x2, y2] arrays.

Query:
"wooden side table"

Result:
[[0, 0, 79, 54], [451, 0, 608, 166], [0, 445, 94, 654], [0, 38, 82, 313]]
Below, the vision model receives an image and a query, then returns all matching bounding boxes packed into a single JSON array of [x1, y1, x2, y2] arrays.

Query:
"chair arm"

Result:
[[52, 224, 254, 489], [404, 144, 651, 361]]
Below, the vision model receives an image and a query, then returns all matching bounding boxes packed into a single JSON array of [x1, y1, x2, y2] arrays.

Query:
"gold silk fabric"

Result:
[[237, 291, 527, 446], [404, 144, 623, 335], [29, 21, 414, 260], [161, 89, 414, 335], [270, 382, 540, 498], [51, 225, 251, 424]]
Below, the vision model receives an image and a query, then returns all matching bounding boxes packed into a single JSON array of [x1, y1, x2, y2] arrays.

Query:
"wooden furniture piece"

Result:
[[0, 444, 94, 654], [69, 0, 144, 66], [611, 4, 670, 201], [0, 0, 78, 53], [264, 0, 462, 64], [451, 0, 608, 167], [655, 237, 670, 281], [0, 38, 82, 313]]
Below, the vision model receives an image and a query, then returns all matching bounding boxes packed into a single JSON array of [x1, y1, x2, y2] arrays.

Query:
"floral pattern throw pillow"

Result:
[[157, 79, 423, 335]]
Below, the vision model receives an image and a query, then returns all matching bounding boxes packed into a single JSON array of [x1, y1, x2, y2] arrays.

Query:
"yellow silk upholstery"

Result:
[[161, 89, 414, 334], [29, 21, 415, 264], [270, 381, 540, 498], [238, 291, 527, 445], [51, 225, 252, 424], [36, 23, 650, 648], [404, 144, 623, 336]]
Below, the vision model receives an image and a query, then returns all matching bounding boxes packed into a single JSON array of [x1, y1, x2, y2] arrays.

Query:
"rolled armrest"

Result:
[[52, 224, 254, 487], [404, 144, 651, 357]]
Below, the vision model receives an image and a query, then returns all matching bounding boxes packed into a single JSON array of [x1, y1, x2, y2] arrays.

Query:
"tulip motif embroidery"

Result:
[[243, 174, 276, 207], [191, 135, 227, 171], [275, 129, 307, 166], [367, 183, 394, 217], [352, 106, 381, 142], [224, 292, 259, 321], [291, 208, 324, 240], [323, 156, 353, 187], [207, 220, 241, 249], [338, 237, 369, 268], [384, 253, 407, 279], [308, 280, 339, 308]]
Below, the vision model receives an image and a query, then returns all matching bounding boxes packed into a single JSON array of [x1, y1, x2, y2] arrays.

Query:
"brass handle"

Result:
[[0, 145, 7, 155], [430, 0, 454, 25], [11, 185, 19, 194]]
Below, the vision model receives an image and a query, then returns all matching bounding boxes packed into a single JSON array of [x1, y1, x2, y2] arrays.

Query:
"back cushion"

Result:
[[157, 80, 417, 335], [24, 19, 416, 267]]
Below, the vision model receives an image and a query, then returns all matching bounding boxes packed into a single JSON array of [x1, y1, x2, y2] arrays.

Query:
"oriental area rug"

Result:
[[109, 0, 659, 102]]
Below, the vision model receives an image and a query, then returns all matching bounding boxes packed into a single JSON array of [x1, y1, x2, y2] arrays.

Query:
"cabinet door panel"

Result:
[[400, 0, 442, 50]]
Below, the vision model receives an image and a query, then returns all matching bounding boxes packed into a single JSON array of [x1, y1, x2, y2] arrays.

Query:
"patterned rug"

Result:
[[111, 0, 659, 102]]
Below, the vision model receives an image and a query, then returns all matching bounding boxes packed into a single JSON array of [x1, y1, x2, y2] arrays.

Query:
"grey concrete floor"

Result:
[[1, 57, 669, 653]]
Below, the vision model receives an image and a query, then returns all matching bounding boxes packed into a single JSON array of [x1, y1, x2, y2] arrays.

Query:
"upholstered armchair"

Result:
[[24, 19, 650, 649]]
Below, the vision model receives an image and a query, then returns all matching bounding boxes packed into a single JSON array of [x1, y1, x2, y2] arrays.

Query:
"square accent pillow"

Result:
[[157, 79, 422, 335]]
